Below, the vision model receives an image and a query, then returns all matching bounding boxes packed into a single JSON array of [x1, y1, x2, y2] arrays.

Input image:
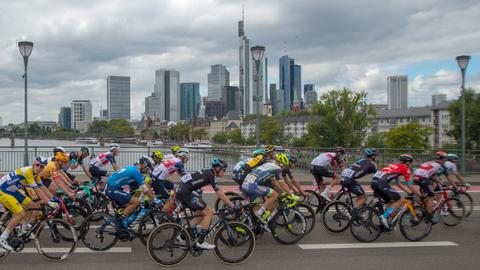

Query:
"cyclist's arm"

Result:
[[289, 175, 304, 194], [81, 163, 93, 179], [34, 186, 51, 204], [216, 188, 235, 208], [38, 184, 54, 200], [112, 163, 120, 171], [454, 173, 466, 185]]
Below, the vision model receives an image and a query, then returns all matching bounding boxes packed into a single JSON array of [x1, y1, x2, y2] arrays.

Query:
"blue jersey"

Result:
[[243, 162, 282, 186], [107, 165, 144, 188]]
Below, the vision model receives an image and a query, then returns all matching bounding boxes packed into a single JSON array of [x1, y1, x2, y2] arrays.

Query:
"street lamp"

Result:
[[456, 55, 471, 175], [18, 41, 33, 166], [251, 45, 265, 147]]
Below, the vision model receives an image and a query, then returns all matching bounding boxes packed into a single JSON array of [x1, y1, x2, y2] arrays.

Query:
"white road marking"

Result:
[[18, 247, 132, 253], [298, 241, 458, 250]]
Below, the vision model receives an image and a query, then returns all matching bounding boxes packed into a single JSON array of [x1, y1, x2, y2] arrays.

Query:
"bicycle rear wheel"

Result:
[[81, 213, 118, 251], [215, 191, 241, 210], [138, 210, 174, 245], [270, 209, 306, 245], [296, 203, 316, 236], [399, 206, 432, 241], [0, 221, 10, 262], [302, 190, 323, 214], [321, 201, 351, 234], [35, 218, 78, 261], [350, 207, 382, 243], [213, 221, 255, 265], [147, 223, 190, 267], [455, 192, 473, 218], [438, 198, 465, 227]]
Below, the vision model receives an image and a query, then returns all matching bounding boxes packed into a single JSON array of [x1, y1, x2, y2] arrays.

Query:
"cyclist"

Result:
[[341, 148, 378, 217], [65, 147, 92, 184], [151, 150, 164, 166], [105, 156, 161, 228], [176, 158, 235, 250], [39, 151, 76, 199], [89, 144, 120, 190], [444, 153, 469, 188], [371, 154, 415, 228], [264, 145, 276, 160], [241, 153, 291, 224], [412, 151, 448, 223], [282, 154, 307, 196], [310, 146, 346, 201], [0, 157, 51, 251], [171, 145, 181, 155], [232, 149, 267, 186], [150, 148, 190, 212]]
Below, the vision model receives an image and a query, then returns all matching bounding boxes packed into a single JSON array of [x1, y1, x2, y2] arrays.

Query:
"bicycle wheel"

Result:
[[399, 206, 432, 241], [215, 191, 241, 210], [0, 222, 10, 262], [74, 197, 93, 215], [321, 201, 351, 234], [270, 209, 306, 245], [213, 221, 255, 265], [138, 210, 174, 245], [35, 218, 78, 261], [438, 198, 465, 227], [65, 205, 88, 232], [455, 192, 474, 218], [147, 223, 191, 267], [302, 190, 323, 214], [296, 203, 316, 236], [81, 213, 118, 251], [350, 207, 382, 243], [81, 192, 110, 213]]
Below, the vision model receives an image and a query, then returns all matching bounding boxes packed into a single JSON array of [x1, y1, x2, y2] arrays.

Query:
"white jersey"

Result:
[[444, 161, 458, 174], [151, 157, 185, 180], [413, 161, 444, 178], [311, 152, 338, 167]]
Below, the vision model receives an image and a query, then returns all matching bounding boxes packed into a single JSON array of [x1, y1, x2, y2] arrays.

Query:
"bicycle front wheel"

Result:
[[302, 190, 323, 214], [321, 201, 351, 234], [147, 223, 191, 267], [455, 192, 474, 218], [138, 210, 173, 245], [349, 207, 382, 243], [270, 209, 306, 245], [213, 221, 255, 265], [438, 198, 465, 227], [296, 203, 317, 236], [81, 213, 118, 251], [35, 218, 78, 261], [399, 206, 432, 241]]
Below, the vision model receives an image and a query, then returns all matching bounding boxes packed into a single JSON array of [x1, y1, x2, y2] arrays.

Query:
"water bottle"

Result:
[[127, 212, 138, 224], [136, 207, 148, 221]]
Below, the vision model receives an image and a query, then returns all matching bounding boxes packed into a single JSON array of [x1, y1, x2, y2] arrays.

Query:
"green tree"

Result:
[[167, 123, 191, 142], [448, 89, 480, 149], [260, 117, 284, 144], [366, 133, 386, 148], [192, 128, 208, 141], [227, 129, 245, 145], [306, 88, 375, 147], [384, 123, 432, 149], [212, 131, 228, 144]]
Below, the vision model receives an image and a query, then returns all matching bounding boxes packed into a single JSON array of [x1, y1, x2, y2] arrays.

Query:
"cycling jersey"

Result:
[[282, 166, 294, 179], [444, 161, 458, 174], [243, 162, 282, 186], [39, 161, 61, 181], [90, 152, 116, 168], [311, 152, 343, 168], [106, 165, 145, 188], [151, 157, 186, 181], [413, 161, 447, 180], [372, 163, 411, 185], [232, 159, 248, 184], [179, 169, 219, 192], [340, 158, 377, 181], [69, 152, 85, 166], [0, 167, 39, 193]]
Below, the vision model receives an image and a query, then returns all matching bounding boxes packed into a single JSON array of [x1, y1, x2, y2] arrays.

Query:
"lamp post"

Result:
[[18, 41, 34, 166], [251, 46, 265, 147], [456, 55, 471, 175]]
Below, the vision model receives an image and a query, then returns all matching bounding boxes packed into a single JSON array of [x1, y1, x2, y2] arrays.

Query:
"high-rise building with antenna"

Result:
[[239, 5, 251, 115]]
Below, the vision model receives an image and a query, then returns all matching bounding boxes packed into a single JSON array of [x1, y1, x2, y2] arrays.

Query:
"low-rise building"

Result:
[[241, 115, 319, 139], [209, 111, 241, 139]]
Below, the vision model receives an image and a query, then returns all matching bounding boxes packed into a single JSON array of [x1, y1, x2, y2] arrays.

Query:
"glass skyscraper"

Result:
[[180, 82, 201, 121], [107, 76, 131, 120]]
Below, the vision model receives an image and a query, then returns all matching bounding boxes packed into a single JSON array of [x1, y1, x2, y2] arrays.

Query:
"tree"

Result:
[[228, 129, 245, 145], [448, 89, 480, 149], [87, 119, 134, 138], [260, 117, 284, 144], [384, 123, 432, 149], [167, 123, 191, 142], [212, 131, 228, 144], [306, 88, 375, 147], [192, 128, 208, 141], [366, 133, 386, 148]]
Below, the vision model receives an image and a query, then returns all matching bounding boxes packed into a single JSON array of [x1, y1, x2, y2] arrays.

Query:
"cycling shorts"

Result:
[[241, 182, 273, 202], [105, 186, 131, 207], [414, 177, 434, 197], [151, 179, 175, 199], [371, 181, 400, 202], [0, 190, 31, 214], [89, 166, 108, 183], [176, 188, 207, 211], [341, 177, 365, 196], [310, 165, 334, 186]]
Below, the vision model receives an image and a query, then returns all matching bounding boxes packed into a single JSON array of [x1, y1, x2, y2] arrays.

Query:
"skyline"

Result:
[[1, 0, 480, 124]]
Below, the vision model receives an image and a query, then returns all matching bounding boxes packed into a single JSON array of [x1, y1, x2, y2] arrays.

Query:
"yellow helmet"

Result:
[[55, 152, 69, 163], [151, 150, 164, 160], [171, 145, 181, 154], [275, 153, 289, 166], [264, 145, 276, 154]]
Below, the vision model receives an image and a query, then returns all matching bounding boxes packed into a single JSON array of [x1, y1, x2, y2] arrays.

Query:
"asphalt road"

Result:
[[1, 193, 479, 270]]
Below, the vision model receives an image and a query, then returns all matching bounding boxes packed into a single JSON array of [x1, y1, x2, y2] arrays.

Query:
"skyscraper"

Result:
[[294, 64, 302, 105], [304, 84, 314, 95], [208, 64, 230, 102], [71, 100, 92, 132], [432, 94, 447, 106], [251, 57, 265, 114], [239, 14, 251, 116], [145, 92, 161, 120], [276, 89, 285, 114], [304, 90, 318, 109], [58, 107, 71, 129], [180, 82, 201, 121], [222, 86, 240, 114], [107, 76, 131, 120], [269, 84, 277, 115], [155, 69, 180, 121], [387, 75, 408, 110], [279, 55, 297, 111]]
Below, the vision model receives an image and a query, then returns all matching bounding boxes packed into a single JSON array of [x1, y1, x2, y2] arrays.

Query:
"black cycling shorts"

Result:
[[342, 178, 365, 196], [176, 188, 207, 211], [42, 178, 53, 188], [151, 179, 175, 199], [371, 181, 401, 202], [414, 177, 434, 197], [65, 171, 76, 182], [310, 165, 334, 186], [89, 166, 107, 183]]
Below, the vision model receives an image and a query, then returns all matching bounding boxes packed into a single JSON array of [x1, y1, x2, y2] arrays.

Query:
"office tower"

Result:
[[432, 94, 447, 106], [180, 82, 201, 121], [205, 101, 223, 120], [58, 107, 71, 129], [387, 75, 408, 109], [239, 14, 251, 116], [251, 56, 265, 115], [222, 86, 240, 114], [276, 89, 285, 114], [208, 64, 230, 102], [154, 69, 180, 121], [71, 100, 92, 132], [107, 76, 131, 120], [304, 89, 318, 108], [145, 92, 161, 120], [304, 84, 314, 95], [269, 84, 277, 115], [294, 64, 302, 104], [279, 55, 297, 111]]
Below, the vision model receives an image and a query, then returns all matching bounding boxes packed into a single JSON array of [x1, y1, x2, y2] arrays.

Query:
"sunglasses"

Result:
[[35, 163, 45, 168]]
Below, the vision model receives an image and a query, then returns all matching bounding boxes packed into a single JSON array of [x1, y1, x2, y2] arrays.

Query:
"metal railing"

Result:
[[0, 146, 479, 175]]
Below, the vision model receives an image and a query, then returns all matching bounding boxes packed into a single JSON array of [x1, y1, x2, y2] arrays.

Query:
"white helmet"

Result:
[[176, 148, 190, 158], [110, 144, 120, 151]]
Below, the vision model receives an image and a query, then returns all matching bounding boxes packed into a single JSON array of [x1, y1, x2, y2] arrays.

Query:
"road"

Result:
[[1, 192, 479, 270]]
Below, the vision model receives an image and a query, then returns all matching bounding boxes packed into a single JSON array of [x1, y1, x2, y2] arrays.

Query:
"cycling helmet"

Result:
[[364, 148, 377, 157], [110, 144, 120, 151], [253, 149, 266, 157], [53, 147, 66, 154], [399, 154, 414, 163], [171, 145, 181, 154], [139, 156, 154, 171], [275, 153, 289, 166], [55, 152, 69, 162], [151, 150, 164, 160], [434, 151, 447, 159], [446, 153, 459, 160], [80, 146, 90, 155], [176, 148, 190, 158], [335, 146, 345, 154], [212, 158, 228, 169], [287, 154, 298, 164], [34, 156, 48, 166], [264, 145, 276, 153]]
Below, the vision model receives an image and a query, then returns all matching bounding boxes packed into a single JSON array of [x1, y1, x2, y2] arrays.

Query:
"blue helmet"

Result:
[[364, 148, 377, 157], [253, 149, 266, 157], [212, 158, 227, 169]]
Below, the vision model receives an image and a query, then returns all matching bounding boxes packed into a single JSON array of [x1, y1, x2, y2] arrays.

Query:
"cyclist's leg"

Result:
[[0, 191, 28, 249], [350, 180, 367, 210], [311, 166, 325, 192], [415, 177, 435, 218]]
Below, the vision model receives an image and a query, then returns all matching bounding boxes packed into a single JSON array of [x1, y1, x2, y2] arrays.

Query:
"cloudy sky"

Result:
[[1, 0, 479, 124]]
